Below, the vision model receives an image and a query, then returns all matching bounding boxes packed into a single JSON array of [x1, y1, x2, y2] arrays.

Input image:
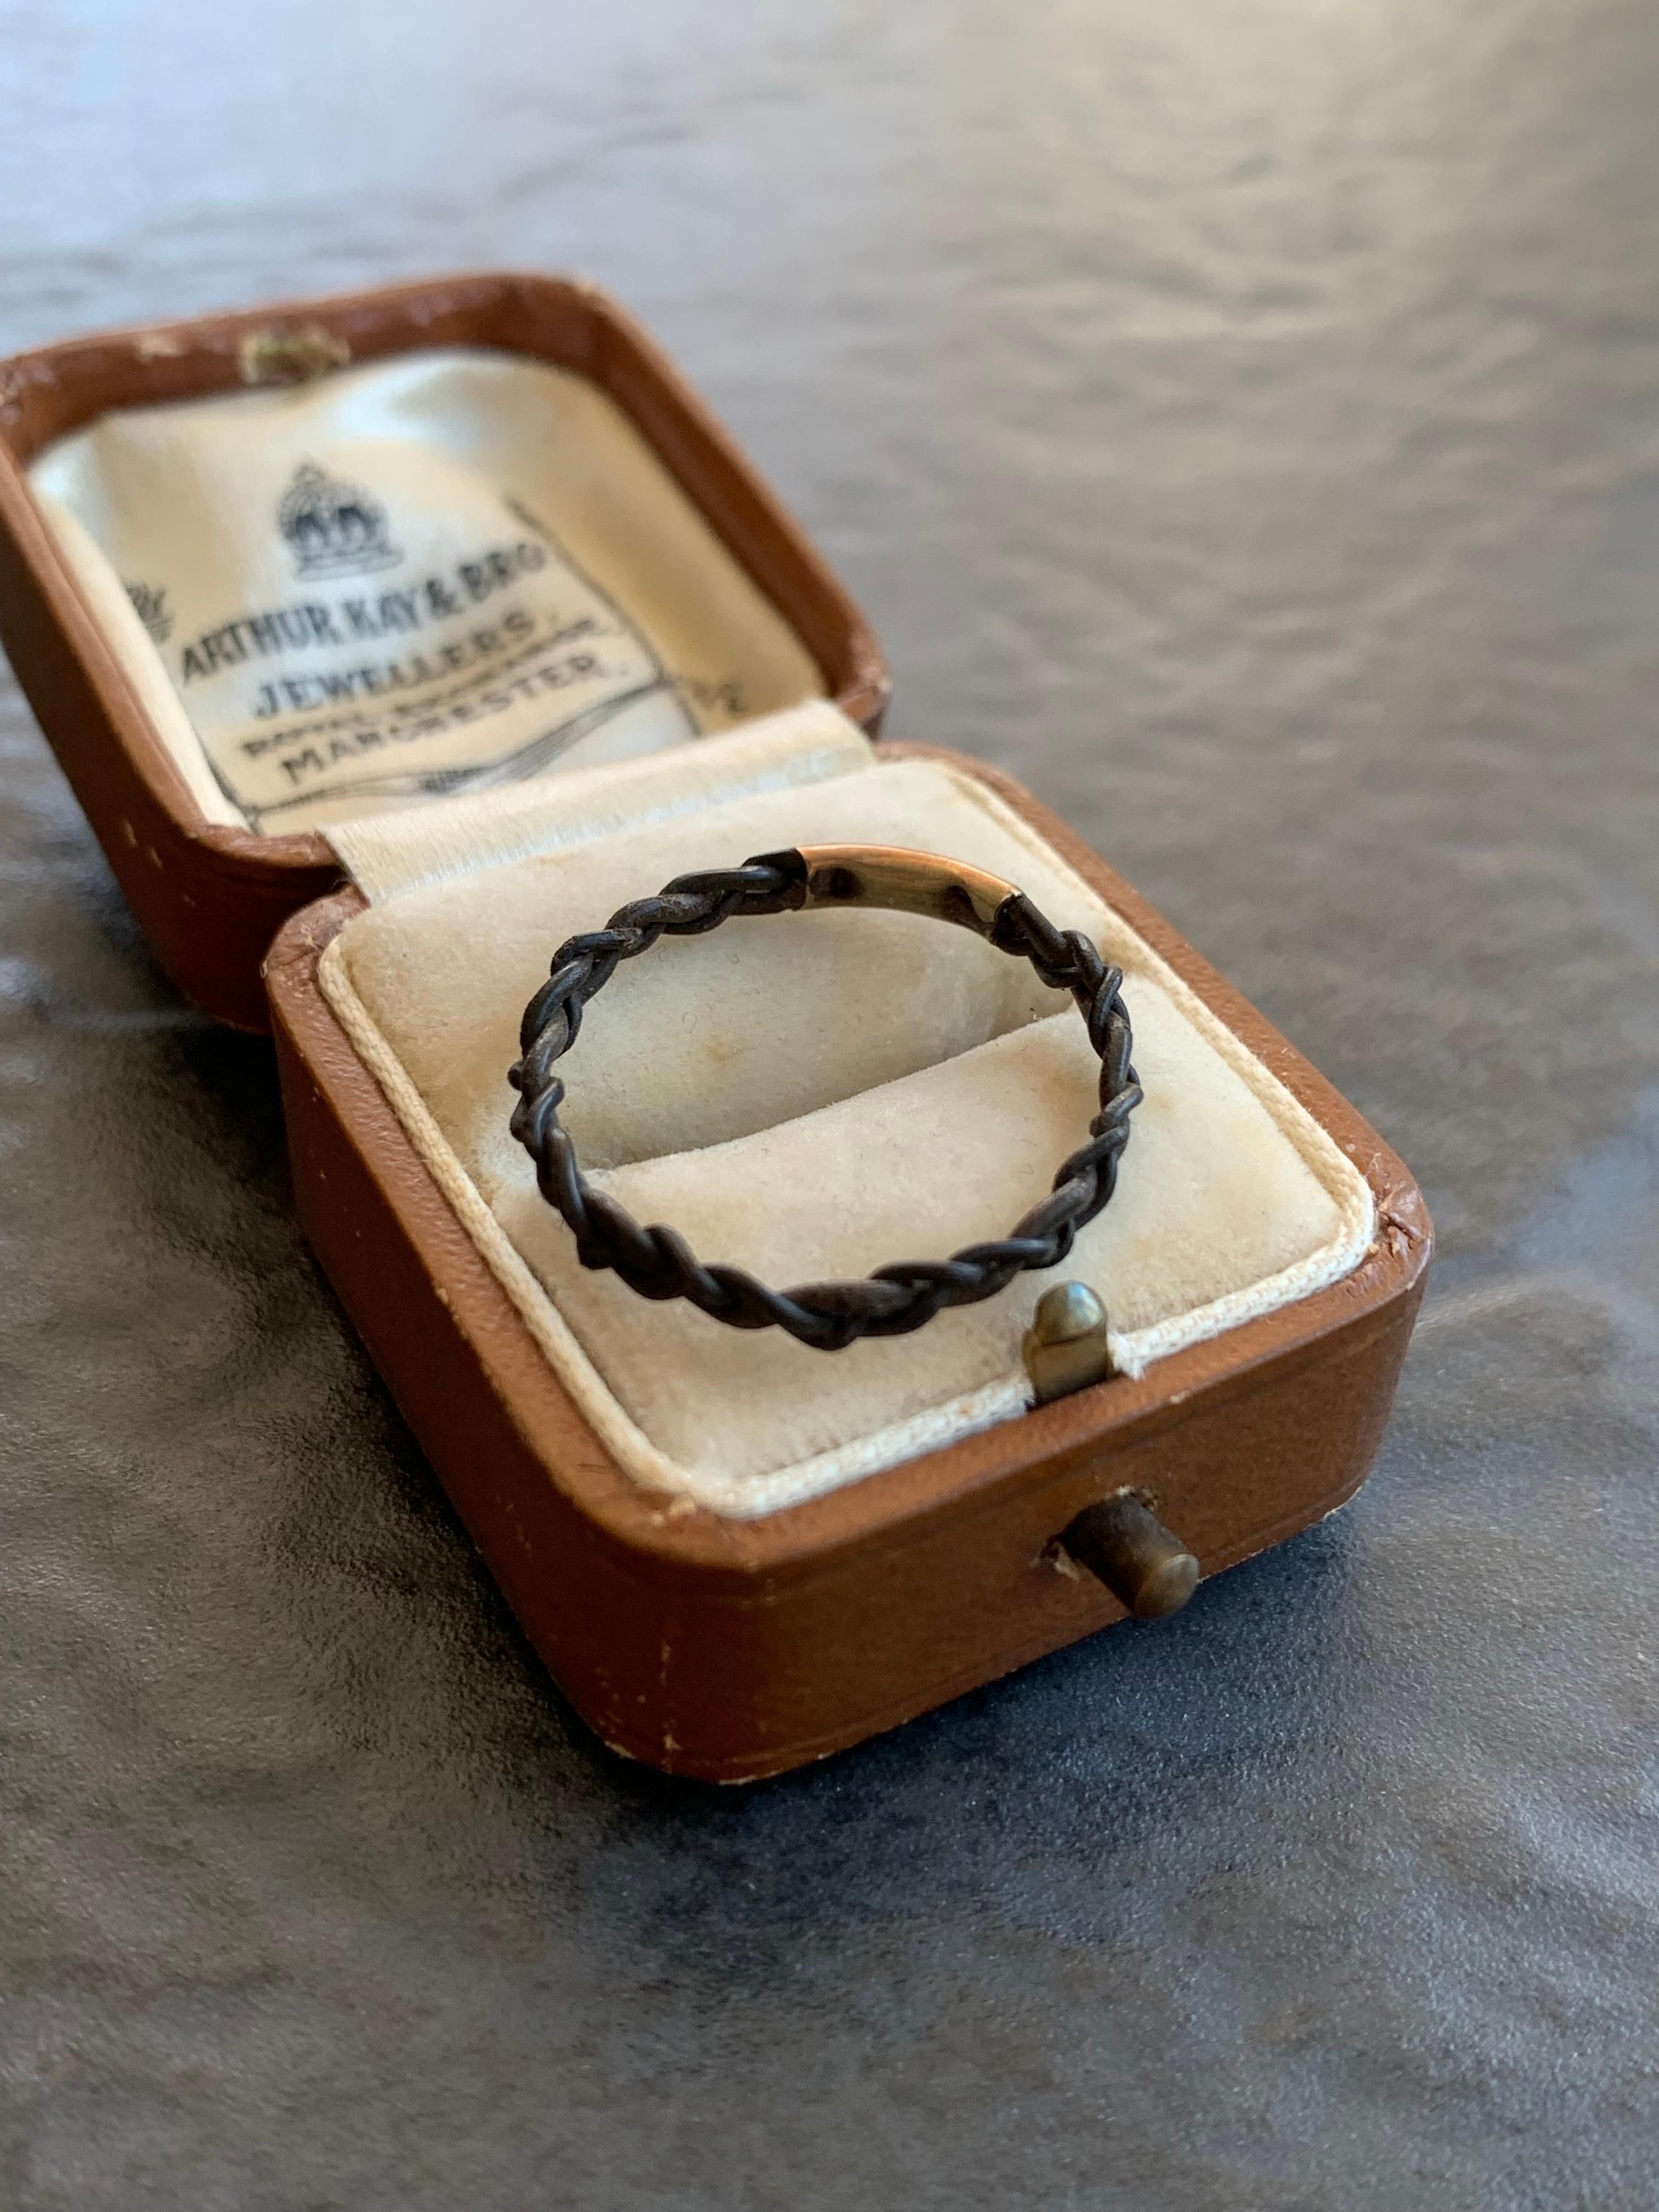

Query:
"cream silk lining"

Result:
[[27, 348, 823, 833], [315, 705, 1375, 1520]]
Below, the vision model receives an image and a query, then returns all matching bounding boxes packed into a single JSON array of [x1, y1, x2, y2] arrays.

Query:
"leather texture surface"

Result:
[[1, 3, 1656, 2206]]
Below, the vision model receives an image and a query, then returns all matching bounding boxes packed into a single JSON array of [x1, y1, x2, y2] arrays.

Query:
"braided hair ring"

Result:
[[509, 844, 1142, 1353]]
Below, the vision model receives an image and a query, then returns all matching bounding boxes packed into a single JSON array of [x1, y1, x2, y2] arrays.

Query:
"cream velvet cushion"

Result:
[[318, 724, 1374, 1518]]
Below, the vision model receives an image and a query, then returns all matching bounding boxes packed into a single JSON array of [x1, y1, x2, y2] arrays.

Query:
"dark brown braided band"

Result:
[[509, 844, 1142, 1352]]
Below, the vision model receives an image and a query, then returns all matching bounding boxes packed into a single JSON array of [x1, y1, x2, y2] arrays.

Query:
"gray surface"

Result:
[[2, 2, 1656, 2205]]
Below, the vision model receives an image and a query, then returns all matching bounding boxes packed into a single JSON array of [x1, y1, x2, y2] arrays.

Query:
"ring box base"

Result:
[[265, 751, 1429, 1781]]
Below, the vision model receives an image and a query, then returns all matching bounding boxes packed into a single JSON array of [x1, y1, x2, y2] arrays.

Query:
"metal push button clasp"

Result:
[[1023, 1286, 1198, 1618], [1062, 1490, 1199, 1619], [1023, 1282, 1114, 1404]]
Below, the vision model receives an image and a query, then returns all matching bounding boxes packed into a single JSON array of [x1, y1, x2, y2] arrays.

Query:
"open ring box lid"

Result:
[[0, 272, 888, 1029], [0, 273, 1430, 1780]]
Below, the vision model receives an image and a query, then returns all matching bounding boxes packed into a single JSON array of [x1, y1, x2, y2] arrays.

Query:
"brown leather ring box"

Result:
[[0, 275, 1430, 1781]]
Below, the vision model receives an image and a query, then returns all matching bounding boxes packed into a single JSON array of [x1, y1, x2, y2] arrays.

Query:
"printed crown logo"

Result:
[[278, 461, 399, 579], [123, 580, 172, 644]]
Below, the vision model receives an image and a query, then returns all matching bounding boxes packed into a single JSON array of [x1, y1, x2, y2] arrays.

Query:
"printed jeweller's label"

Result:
[[143, 458, 690, 830]]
